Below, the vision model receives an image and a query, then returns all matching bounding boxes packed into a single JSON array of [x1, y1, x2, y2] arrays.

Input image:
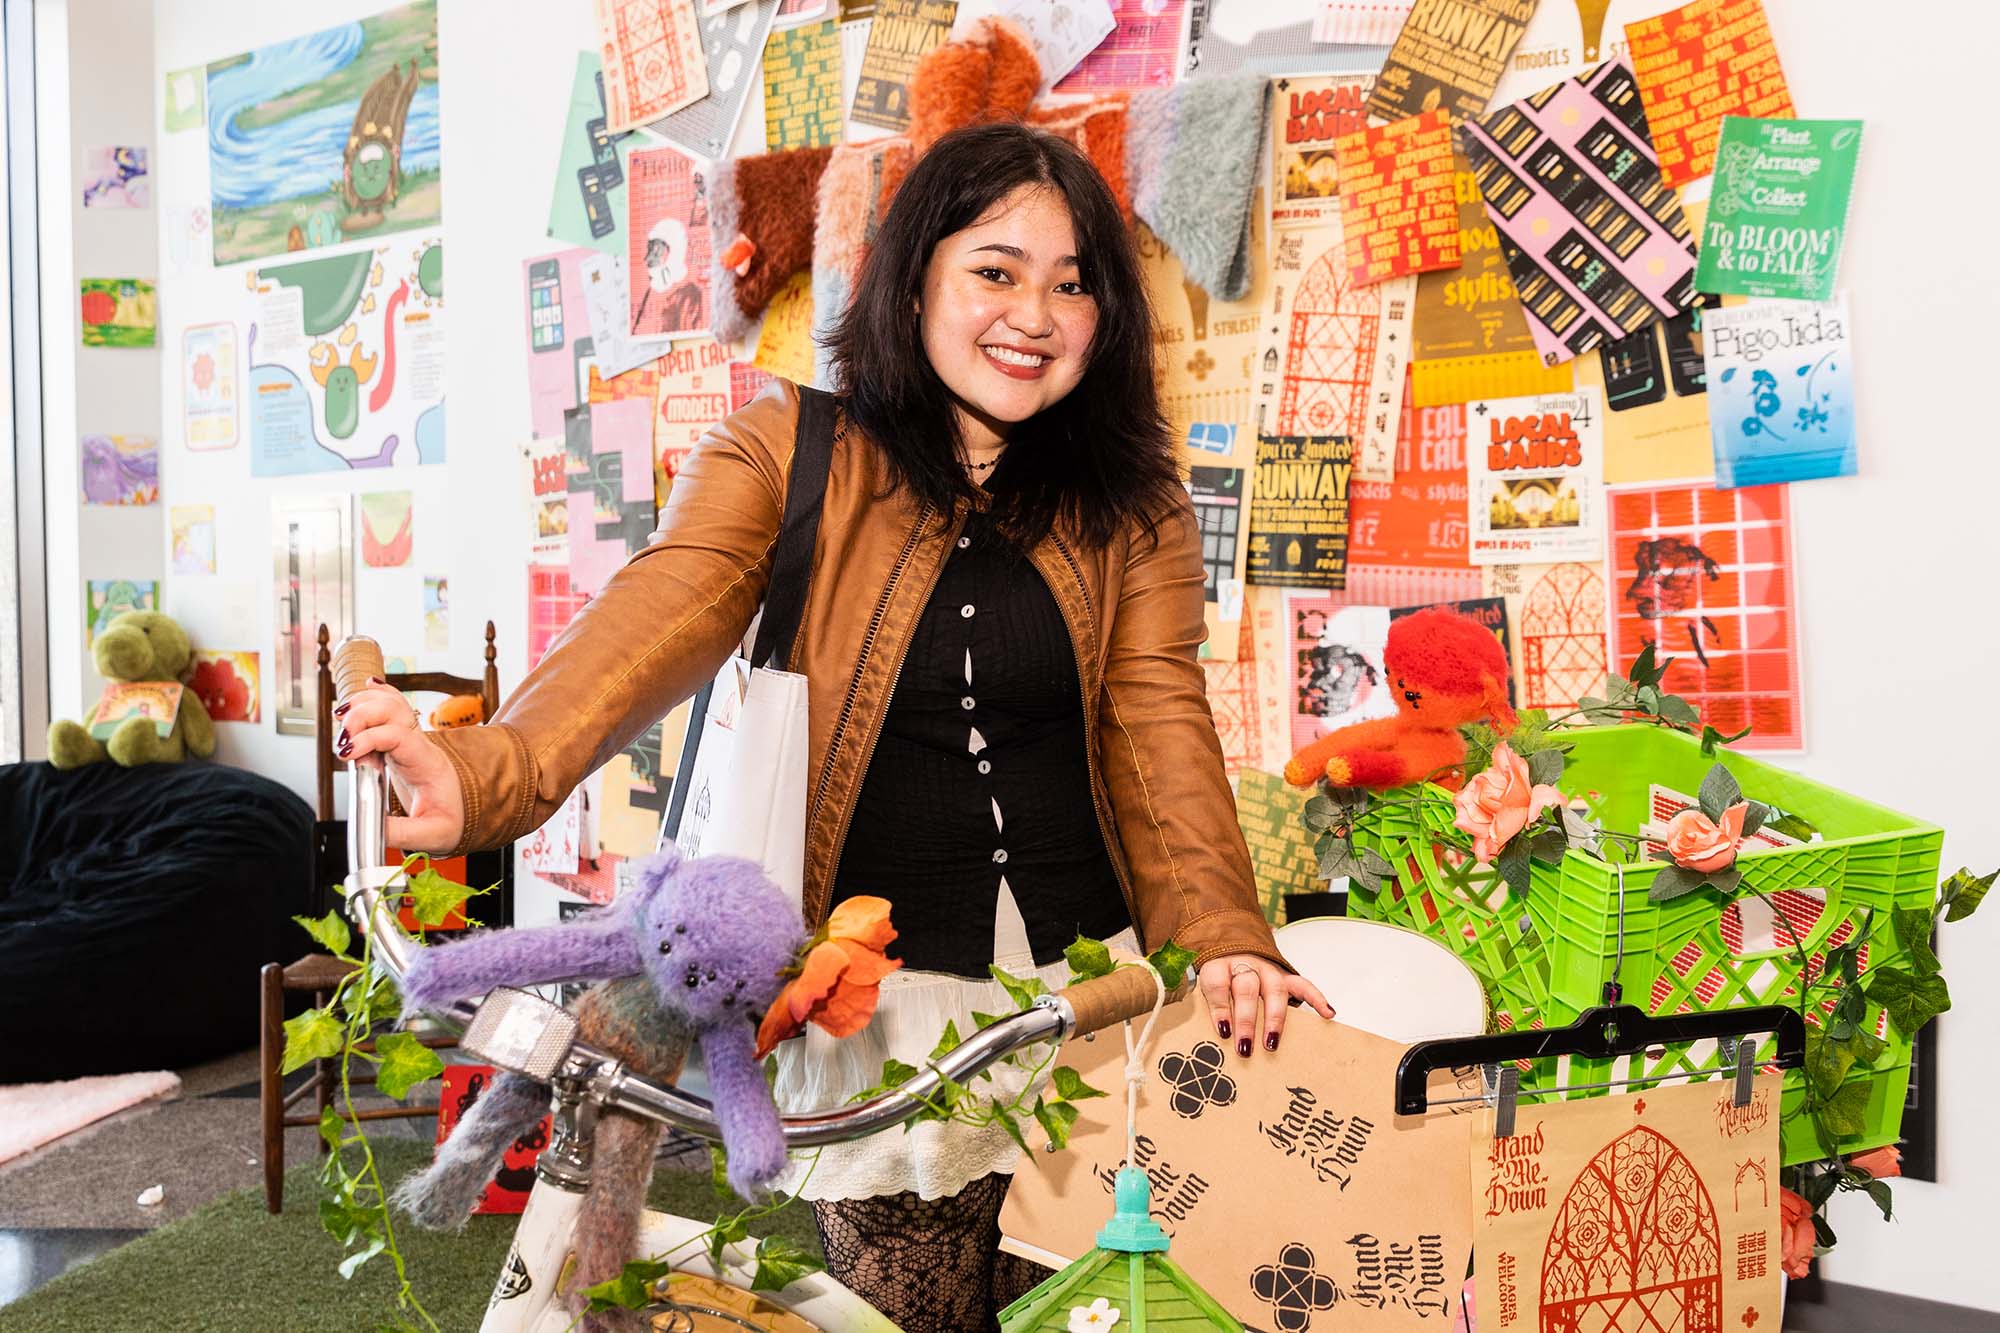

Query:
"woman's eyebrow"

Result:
[[969, 242, 1079, 267]]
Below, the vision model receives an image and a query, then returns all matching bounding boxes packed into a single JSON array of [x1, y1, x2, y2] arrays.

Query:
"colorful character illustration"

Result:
[[308, 338, 380, 438], [341, 60, 423, 232]]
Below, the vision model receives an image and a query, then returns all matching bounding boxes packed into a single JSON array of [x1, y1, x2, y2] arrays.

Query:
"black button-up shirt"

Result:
[[831, 507, 1130, 978]]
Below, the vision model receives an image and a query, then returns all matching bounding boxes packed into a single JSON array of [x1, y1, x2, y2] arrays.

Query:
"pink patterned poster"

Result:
[[1053, 0, 1185, 92], [1459, 59, 1700, 367], [626, 146, 713, 339]]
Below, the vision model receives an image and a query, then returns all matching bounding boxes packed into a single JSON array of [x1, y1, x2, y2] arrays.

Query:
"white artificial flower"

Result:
[[1068, 1297, 1121, 1331]]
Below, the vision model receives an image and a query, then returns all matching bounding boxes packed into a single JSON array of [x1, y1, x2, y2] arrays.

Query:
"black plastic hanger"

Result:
[[1395, 998, 1806, 1116]]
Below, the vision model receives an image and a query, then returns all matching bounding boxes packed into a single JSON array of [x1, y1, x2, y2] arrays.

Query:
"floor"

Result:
[[0, 1045, 432, 1310], [1, 1052, 1983, 1330]]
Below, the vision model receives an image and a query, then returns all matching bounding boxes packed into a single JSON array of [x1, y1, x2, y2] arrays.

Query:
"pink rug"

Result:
[[0, 1071, 182, 1165]]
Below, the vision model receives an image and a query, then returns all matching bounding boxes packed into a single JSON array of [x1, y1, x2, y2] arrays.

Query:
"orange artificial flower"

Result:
[[1663, 803, 1748, 873], [1778, 1186, 1817, 1280], [1452, 742, 1562, 865], [755, 896, 901, 1058], [1848, 1145, 1902, 1180]]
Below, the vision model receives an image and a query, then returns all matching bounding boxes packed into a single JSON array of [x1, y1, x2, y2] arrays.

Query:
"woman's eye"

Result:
[[974, 266, 1010, 283], [1055, 281, 1087, 296]]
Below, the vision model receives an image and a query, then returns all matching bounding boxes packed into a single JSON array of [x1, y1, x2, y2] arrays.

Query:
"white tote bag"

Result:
[[667, 655, 811, 906], [661, 385, 838, 912]]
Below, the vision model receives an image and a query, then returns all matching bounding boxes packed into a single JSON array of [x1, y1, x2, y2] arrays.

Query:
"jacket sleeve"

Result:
[[1095, 498, 1290, 973], [429, 380, 799, 854]]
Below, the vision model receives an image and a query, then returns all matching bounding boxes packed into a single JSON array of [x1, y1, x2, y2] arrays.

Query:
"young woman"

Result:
[[338, 123, 1332, 1332]]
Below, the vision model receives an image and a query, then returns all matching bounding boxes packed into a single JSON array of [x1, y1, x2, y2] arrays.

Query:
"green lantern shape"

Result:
[[999, 1166, 1243, 1332]]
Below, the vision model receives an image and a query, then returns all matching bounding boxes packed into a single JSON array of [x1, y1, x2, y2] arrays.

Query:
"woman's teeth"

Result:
[[984, 346, 1046, 367]]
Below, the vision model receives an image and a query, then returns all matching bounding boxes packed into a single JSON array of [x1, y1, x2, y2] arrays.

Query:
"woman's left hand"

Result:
[[1198, 954, 1335, 1059]]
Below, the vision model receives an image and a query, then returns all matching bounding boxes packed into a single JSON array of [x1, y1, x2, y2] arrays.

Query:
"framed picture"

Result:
[[272, 495, 352, 736]]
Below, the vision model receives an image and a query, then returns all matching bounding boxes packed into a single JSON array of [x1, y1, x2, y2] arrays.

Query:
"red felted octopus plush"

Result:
[[1283, 607, 1516, 792]]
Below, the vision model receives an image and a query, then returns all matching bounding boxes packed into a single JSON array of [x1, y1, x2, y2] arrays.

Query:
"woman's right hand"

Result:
[[334, 679, 466, 854]]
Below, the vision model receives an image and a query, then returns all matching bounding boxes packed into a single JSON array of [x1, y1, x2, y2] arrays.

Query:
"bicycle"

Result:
[[331, 636, 1175, 1332]]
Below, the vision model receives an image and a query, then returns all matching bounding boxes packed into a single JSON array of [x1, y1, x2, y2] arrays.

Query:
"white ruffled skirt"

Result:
[[772, 883, 1138, 1201]]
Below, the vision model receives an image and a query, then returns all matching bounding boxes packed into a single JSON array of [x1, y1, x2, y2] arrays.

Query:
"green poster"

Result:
[[1696, 117, 1863, 302], [1233, 768, 1323, 924], [547, 53, 637, 256]]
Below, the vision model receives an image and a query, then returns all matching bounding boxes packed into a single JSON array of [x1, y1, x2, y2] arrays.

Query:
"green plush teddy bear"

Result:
[[48, 610, 217, 768]]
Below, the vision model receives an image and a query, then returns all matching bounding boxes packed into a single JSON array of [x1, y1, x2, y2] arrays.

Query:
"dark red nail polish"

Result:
[[337, 728, 350, 746], [1265, 1033, 1279, 1052], [368, 675, 386, 685], [1217, 1020, 1230, 1040], [1237, 1038, 1252, 1059], [333, 701, 351, 717]]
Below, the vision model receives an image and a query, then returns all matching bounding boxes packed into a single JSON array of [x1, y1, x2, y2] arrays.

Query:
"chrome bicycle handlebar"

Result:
[[333, 635, 1168, 1149]]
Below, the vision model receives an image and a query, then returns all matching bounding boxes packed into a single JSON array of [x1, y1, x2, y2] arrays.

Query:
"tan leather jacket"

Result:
[[432, 380, 1285, 972]]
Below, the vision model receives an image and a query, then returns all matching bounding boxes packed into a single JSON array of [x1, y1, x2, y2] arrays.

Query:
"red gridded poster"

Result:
[[1609, 483, 1801, 749], [1053, 0, 1185, 92]]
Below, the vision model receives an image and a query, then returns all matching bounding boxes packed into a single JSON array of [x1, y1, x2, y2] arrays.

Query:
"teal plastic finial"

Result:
[[1096, 1166, 1170, 1253]]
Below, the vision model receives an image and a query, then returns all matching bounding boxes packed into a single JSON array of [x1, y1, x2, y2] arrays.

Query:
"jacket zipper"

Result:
[[1041, 533, 1142, 943], [804, 504, 960, 923]]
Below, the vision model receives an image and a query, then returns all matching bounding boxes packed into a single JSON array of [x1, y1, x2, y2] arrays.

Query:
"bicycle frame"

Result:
[[334, 636, 1169, 1331]]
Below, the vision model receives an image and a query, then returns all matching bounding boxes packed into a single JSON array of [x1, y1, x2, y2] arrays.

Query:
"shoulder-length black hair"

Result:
[[824, 122, 1182, 551]]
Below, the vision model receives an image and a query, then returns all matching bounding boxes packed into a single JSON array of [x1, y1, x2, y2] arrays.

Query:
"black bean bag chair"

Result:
[[0, 760, 314, 1082]]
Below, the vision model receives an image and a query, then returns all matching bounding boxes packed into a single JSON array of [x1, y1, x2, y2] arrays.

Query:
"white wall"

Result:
[[104, 0, 2000, 1307], [44, 0, 162, 728]]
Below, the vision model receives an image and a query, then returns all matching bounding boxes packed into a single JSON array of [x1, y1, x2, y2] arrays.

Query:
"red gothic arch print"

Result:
[[1540, 1125, 1722, 1333], [1273, 246, 1379, 440], [1519, 563, 1608, 711]]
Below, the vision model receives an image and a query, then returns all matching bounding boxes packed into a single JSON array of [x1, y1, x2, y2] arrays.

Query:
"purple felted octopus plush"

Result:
[[397, 841, 806, 1197]]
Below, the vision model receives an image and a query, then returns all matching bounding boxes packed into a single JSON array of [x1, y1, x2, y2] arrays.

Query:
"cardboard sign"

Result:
[[1471, 1076, 1784, 1332], [1001, 1003, 1476, 1329], [88, 681, 183, 741], [435, 1064, 553, 1216]]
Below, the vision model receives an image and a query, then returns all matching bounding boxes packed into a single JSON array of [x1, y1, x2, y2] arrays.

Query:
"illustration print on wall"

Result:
[[205, 0, 440, 265]]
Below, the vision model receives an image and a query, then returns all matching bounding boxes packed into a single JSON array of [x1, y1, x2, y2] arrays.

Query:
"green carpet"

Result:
[[0, 1139, 823, 1332]]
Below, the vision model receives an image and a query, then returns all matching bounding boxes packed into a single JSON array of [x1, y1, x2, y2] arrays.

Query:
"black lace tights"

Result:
[[809, 1173, 1053, 1332]]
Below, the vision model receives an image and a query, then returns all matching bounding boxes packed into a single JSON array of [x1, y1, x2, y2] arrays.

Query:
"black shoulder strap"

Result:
[[749, 383, 838, 671]]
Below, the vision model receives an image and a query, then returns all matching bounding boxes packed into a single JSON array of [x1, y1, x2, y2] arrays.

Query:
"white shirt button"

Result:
[[977, 759, 992, 774], [992, 848, 1008, 864], [961, 696, 976, 711], [957, 536, 971, 549], [960, 604, 975, 619]]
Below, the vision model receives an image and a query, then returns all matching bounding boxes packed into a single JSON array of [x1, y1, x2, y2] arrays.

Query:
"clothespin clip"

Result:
[[1726, 1036, 1756, 1107], [1483, 1062, 1520, 1139]]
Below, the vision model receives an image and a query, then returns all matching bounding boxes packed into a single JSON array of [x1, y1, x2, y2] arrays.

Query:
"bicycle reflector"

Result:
[[458, 987, 580, 1082]]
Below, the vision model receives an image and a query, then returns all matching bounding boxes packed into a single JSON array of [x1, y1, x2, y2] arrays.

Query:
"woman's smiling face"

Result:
[[918, 184, 1099, 449]]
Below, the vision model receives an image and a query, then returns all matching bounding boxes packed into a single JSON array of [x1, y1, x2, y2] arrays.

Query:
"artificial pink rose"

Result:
[[1452, 743, 1563, 866], [1847, 1145, 1902, 1180], [1778, 1186, 1817, 1279], [1663, 803, 1748, 873]]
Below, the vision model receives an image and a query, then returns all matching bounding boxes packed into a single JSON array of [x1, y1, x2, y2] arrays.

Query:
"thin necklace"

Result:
[[967, 457, 999, 472]]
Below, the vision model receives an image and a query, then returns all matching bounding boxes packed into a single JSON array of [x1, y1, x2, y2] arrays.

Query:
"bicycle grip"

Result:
[[1060, 965, 1178, 1037], [331, 635, 386, 705]]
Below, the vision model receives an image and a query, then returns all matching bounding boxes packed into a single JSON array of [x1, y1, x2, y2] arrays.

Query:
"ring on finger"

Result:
[[1228, 962, 1257, 977]]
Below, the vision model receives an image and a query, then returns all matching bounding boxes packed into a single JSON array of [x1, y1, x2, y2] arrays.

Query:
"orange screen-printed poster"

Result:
[[1625, 0, 1794, 191], [1609, 482, 1802, 749], [1333, 108, 1460, 287], [1472, 1076, 1784, 1333], [1348, 390, 1468, 569]]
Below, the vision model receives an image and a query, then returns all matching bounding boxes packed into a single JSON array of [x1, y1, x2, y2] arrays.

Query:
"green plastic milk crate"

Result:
[[1348, 725, 1943, 1165]]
